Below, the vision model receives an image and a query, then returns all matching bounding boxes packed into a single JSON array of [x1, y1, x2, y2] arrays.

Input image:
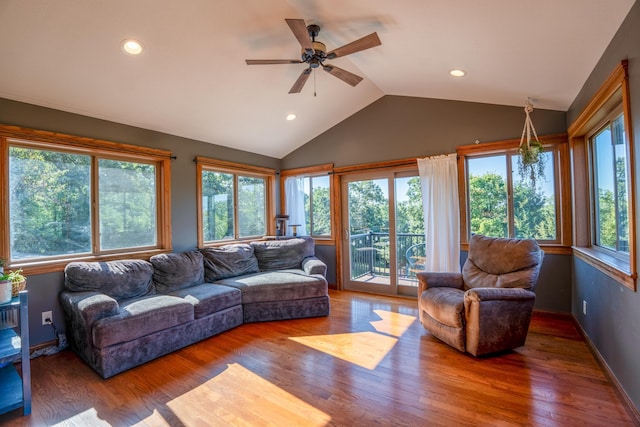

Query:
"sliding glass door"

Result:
[[341, 170, 423, 297]]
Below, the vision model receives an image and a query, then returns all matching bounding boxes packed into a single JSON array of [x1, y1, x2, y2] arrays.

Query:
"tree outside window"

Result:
[[284, 175, 331, 238], [467, 150, 558, 241], [8, 144, 163, 261], [201, 170, 268, 242], [591, 113, 629, 255]]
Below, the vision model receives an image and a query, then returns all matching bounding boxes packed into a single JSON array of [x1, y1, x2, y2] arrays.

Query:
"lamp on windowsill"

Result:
[[517, 98, 546, 184]]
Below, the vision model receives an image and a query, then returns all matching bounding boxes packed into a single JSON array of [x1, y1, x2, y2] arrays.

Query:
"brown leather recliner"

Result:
[[417, 234, 544, 356]]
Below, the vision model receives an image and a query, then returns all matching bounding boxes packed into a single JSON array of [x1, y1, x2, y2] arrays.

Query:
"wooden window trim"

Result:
[[0, 125, 173, 275], [280, 163, 335, 244], [196, 157, 276, 248], [568, 60, 636, 290], [456, 133, 571, 253]]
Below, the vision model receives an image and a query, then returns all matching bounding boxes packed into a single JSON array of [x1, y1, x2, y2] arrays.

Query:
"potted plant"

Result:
[[517, 99, 546, 184], [8, 269, 26, 297], [0, 272, 11, 304]]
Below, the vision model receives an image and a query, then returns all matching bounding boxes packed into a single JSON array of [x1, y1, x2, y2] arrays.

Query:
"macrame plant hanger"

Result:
[[517, 98, 545, 183]]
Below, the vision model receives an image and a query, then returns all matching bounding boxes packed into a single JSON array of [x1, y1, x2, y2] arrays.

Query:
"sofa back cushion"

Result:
[[150, 251, 204, 294], [251, 237, 315, 271], [64, 260, 155, 301], [462, 234, 543, 290], [201, 243, 259, 282]]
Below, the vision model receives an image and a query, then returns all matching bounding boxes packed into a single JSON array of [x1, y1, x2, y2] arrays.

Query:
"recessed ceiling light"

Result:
[[449, 69, 466, 77], [121, 39, 143, 56], [286, 113, 296, 121]]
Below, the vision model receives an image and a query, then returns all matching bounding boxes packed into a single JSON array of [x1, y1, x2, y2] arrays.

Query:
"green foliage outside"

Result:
[[99, 159, 157, 249], [348, 180, 389, 234], [596, 157, 629, 251], [9, 147, 91, 259], [304, 184, 331, 236], [238, 176, 266, 237], [202, 171, 234, 241], [9, 147, 159, 259], [469, 172, 556, 240], [202, 172, 266, 241]]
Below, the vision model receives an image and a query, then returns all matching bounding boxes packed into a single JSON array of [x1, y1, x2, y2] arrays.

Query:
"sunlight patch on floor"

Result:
[[167, 363, 331, 426], [370, 309, 416, 337], [132, 409, 172, 427], [290, 331, 398, 370], [52, 408, 110, 426]]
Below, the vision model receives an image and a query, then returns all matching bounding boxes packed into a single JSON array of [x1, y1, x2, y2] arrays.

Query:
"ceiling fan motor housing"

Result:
[[302, 41, 327, 67]]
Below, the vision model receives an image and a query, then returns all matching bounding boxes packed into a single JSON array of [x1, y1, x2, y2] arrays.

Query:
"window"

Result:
[[196, 157, 275, 246], [464, 146, 560, 243], [590, 113, 629, 255], [281, 164, 334, 240], [284, 175, 331, 237], [569, 60, 635, 290], [1, 128, 172, 272]]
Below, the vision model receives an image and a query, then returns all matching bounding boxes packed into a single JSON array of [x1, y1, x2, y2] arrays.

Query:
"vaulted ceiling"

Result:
[[0, 1, 635, 158]]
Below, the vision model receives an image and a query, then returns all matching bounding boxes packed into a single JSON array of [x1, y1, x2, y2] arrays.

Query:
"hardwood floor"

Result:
[[1, 290, 637, 426]]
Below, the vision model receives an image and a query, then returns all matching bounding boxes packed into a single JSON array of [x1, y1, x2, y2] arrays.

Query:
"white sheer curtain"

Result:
[[284, 177, 308, 236], [417, 153, 460, 272]]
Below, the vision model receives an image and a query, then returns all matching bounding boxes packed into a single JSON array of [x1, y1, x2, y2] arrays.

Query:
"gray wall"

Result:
[[567, 0, 640, 413], [282, 95, 567, 169], [0, 98, 281, 346], [282, 95, 571, 313]]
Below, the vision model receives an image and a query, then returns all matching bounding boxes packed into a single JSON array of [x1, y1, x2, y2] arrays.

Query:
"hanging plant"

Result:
[[517, 99, 546, 184]]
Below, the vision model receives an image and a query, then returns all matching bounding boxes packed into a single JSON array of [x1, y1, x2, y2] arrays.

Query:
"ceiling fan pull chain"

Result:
[[314, 70, 317, 97]]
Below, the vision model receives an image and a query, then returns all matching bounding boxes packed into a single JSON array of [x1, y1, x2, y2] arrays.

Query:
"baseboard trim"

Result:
[[30, 339, 58, 354], [572, 315, 640, 424]]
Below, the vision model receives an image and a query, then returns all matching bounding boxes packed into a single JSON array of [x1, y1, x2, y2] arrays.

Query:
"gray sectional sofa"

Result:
[[59, 237, 329, 378]]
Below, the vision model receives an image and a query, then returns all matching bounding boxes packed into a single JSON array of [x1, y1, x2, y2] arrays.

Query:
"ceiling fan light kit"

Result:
[[246, 18, 381, 94]]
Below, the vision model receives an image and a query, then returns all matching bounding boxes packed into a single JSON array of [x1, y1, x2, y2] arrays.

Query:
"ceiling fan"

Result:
[[245, 19, 381, 94]]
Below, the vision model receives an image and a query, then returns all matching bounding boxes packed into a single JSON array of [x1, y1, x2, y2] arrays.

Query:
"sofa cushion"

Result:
[[215, 270, 327, 304], [167, 283, 242, 318], [201, 244, 259, 282], [150, 251, 205, 294], [92, 295, 194, 348], [64, 260, 154, 302], [250, 237, 315, 271]]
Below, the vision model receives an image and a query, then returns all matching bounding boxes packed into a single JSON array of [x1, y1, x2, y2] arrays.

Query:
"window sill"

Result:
[[572, 246, 636, 291]]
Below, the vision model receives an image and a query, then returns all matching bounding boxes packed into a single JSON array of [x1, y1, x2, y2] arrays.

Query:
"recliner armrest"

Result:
[[417, 272, 464, 295], [302, 256, 327, 277], [464, 287, 536, 303]]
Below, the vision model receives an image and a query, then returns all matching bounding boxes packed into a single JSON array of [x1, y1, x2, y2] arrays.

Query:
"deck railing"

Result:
[[349, 232, 425, 281]]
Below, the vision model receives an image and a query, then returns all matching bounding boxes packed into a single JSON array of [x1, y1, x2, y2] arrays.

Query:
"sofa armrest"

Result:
[[302, 256, 327, 277], [417, 272, 463, 295], [60, 291, 120, 357]]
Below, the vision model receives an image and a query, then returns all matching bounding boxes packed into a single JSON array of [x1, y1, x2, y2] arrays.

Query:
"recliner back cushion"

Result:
[[463, 234, 543, 290], [201, 244, 259, 282], [251, 237, 314, 271], [64, 260, 155, 301], [150, 251, 205, 294]]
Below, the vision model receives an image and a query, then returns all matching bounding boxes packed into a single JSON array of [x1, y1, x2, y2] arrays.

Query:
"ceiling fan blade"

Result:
[[326, 32, 381, 59], [289, 68, 313, 94], [285, 18, 314, 55], [322, 65, 363, 87], [246, 59, 303, 65]]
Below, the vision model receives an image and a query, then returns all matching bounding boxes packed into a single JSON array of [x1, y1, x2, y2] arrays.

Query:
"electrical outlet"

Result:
[[582, 300, 587, 315], [42, 310, 52, 325]]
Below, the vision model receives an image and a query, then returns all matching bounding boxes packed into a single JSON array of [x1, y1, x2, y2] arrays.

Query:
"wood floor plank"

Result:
[[0, 290, 636, 426]]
